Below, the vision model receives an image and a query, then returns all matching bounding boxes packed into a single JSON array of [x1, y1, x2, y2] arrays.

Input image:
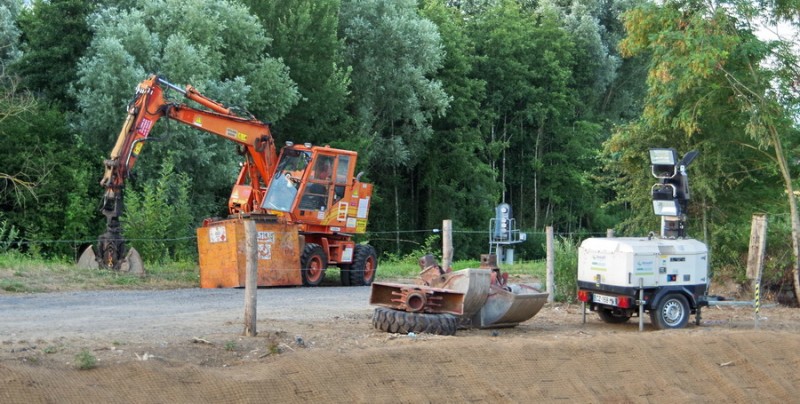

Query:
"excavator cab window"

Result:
[[262, 149, 311, 212], [299, 155, 334, 211], [334, 155, 350, 201]]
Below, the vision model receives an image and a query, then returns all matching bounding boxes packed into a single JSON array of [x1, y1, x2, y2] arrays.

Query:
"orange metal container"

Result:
[[197, 218, 303, 288]]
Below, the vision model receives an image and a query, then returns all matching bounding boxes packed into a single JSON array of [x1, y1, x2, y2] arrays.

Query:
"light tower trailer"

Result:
[[576, 236, 709, 329], [577, 148, 709, 330]]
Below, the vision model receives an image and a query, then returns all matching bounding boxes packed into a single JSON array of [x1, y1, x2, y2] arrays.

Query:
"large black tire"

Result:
[[650, 294, 690, 330], [300, 243, 327, 286], [597, 308, 631, 324], [372, 307, 457, 336], [349, 244, 377, 286]]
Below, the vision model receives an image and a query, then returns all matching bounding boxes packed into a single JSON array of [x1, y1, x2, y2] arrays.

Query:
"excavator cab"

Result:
[[262, 143, 372, 236]]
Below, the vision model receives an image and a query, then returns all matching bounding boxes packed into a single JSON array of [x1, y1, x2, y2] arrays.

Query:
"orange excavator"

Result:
[[78, 75, 377, 288]]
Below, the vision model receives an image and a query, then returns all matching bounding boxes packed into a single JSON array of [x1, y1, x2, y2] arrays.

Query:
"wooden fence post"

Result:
[[243, 220, 258, 337], [442, 220, 453, 271], [746, 214, 768, 282], [746, 214, 767, 328]]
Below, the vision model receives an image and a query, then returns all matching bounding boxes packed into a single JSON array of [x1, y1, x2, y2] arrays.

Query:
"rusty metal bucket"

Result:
[[430, 267, 547, 328], [426, 268, 491, 317], [470, 283, 548, 328]]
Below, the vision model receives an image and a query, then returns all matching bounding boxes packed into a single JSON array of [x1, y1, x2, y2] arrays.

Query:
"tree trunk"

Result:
[[394, 165, 400, 255], [769, 125, 800, 304], [534, 124, 543, 230]]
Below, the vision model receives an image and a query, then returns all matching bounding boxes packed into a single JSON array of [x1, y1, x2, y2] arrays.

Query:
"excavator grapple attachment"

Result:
[[77, 245, 145, 277]]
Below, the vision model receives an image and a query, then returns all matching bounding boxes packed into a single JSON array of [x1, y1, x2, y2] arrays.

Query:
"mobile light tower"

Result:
[[575, 148, 709, 330], [489, 203, 526, 264]]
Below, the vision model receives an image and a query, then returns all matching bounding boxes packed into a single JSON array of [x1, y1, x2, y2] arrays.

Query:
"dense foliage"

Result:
[[1, 0, 798, 292]]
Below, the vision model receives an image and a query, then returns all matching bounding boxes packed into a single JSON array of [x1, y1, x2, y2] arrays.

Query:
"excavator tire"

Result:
[[372, 307, 457, 336], [301, 243, 327, 286], [349, 244, 377, 286]]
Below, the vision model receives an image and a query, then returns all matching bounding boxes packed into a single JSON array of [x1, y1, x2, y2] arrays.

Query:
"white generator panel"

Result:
[[578, 237, 708, 289]]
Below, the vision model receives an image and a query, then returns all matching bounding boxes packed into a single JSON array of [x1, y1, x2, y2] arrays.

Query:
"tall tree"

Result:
[[242, 0, 351, 147], [14, 0, 94, 107], [340, 0, 450, 253], [417, 0, 501, 258], [1, 0, 39, 208], [612, 0, 800, 296], [470, 0, 579, 230]]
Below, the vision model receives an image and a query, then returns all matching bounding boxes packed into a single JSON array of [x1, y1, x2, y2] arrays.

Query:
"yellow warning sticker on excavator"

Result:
[[132, 142, 144, 156]]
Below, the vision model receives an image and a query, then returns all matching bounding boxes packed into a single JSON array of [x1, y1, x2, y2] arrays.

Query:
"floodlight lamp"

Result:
[[652, 199, 680, 216], [649, 148, 677, 166]]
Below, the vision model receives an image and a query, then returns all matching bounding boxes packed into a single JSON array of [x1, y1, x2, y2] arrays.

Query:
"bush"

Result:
[[74, 349, 97, 370], [553, 237, 579, 303]]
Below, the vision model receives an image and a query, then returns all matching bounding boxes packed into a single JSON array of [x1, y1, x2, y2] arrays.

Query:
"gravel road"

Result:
[[0, 287, 373, 343]]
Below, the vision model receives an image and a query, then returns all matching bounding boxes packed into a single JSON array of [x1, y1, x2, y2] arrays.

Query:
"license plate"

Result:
[[593, 293, 617, 306]]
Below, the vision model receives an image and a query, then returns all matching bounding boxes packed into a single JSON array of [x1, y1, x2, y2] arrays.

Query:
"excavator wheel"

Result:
[[372, 307, 457, 336], [349, 244, 377, 286], [301, 243, 327, 286]]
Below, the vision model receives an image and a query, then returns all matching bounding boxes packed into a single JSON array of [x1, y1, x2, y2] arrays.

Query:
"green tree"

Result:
[[0, 0, 22, 63], [611, 0, 800, 295], [242, 0, 352, 146], [14, 0, 95, 106], [470, 0, 579, 231], [417, 0, 500, 258], [123, 156, 194, 262], [340, 0, 451, 253]]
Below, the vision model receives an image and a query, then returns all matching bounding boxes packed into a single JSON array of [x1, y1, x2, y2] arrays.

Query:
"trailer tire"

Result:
[[372, 307, 457, 336], [650, 293, 690, 329], [597, 308, 631, 324], [301, 243, 327, 286], [349, 244, 377, 286]]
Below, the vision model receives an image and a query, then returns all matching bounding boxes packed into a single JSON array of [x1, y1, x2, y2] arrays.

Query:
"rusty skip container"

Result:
[[197, 218, 303, 288]]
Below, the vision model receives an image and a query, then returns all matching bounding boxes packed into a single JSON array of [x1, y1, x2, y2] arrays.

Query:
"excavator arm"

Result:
[[89, 75, 277, 271]]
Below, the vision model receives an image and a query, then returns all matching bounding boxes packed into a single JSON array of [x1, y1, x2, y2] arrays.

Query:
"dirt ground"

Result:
[[2, 279, 800, 403]]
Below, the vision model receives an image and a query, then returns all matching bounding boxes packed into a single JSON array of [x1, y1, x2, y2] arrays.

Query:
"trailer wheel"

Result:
[[349, 244, 377, 286], [597, 308, 631, 324], [372, 307, 457, 336], [301, 243, 327, 286], [650, 294, 690, 329]]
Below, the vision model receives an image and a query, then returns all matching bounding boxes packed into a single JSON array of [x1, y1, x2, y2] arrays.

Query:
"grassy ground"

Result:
[[0, 252, 198, 293], [0, 252, 546, 293]]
